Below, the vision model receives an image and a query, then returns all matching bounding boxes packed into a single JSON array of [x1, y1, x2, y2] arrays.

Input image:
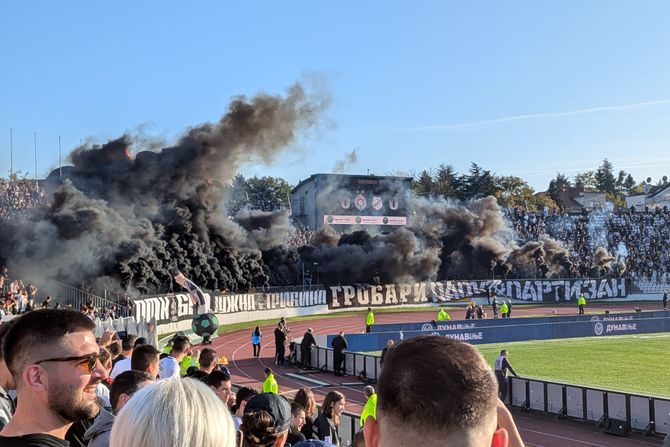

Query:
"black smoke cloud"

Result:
[[0, 83, 587, 293], [0, 84, 327, 293], [299, 196, 580, 284]]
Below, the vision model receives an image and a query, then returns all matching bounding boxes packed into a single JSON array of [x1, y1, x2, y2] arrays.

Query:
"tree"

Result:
[[594, 159, 616, 194], [574, 171, 597, 189], [434, 164, 459, 199], [413, 169, 435, 196], [494, 175, 536, 209], [547, 172, 571, 206], [245, 176, 292, 211], [622, 174, 636, 195], [226, 175, 292, 213], [458, 163, 498, 200]]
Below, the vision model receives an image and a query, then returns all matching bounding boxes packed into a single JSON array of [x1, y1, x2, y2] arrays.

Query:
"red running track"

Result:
[[208, 303, 665, 447]]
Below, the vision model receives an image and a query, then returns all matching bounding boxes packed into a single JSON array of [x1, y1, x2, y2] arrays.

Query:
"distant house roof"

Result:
[[558, 186, 606, 210], [646, 183, 670, 199]]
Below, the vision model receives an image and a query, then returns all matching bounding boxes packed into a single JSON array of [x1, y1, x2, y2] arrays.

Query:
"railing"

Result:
[[53, 282, 132, 317], [302, 346, 670, 437], [508, 377, 670, 436]]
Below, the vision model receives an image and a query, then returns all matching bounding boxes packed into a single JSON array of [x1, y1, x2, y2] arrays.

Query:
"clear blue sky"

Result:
[[2, 1, 670, 191]]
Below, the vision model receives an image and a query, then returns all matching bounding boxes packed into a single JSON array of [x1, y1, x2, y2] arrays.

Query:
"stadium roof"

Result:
[[291, 173, 413, 194]]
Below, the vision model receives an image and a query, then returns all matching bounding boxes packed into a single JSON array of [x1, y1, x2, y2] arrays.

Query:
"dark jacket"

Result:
[[274, 327, 287, 347], [312, 413, 340, 446], [301, 331, 317, 350], [84, 407, 114, 447], [287, 426, 307, 446], [331, 335, 347, 353]]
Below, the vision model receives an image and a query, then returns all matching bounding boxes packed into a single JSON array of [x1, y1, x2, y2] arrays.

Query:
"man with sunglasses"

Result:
[[0, 309, 107, 446]]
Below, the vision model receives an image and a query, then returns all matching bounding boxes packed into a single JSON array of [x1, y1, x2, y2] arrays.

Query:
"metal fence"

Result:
[[52, 282, 132, 317], [508, 376, 670, 435], [302, 346, 670, 437]]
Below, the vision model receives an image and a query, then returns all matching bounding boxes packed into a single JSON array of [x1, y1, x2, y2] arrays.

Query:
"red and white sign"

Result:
[[372, 196, 383, 210], [354, 193, 367, 210]]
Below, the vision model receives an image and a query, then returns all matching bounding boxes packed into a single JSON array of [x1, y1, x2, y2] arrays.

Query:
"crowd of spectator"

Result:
[[285, 225, 317, 248], [0, 309, 525, 447], [506, 206, 670, 281], [0, 178, 49, 224]]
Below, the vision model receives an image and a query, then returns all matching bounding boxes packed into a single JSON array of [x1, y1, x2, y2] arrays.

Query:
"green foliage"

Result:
[[226, 174, 292, 214], [594, 158, 616, 194], [574, 171, 597, 189]]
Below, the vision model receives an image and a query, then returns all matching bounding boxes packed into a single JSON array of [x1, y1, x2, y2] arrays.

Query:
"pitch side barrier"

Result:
[[293, 347, 670, 437], [369, 310, 670, 333], [329, 315, 670, 353]]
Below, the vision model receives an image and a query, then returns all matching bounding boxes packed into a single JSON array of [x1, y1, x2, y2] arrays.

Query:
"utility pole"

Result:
[[34, 131, 38, 186], [9, 128, 13, 178], [59, 135, 62, 178]]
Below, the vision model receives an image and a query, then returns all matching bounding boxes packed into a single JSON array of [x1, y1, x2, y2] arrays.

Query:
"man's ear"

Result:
[[363, 417, 380, 447], [490, 428, 508, 447], [24, 365, 47, 392], [115, 393, 131, 412]]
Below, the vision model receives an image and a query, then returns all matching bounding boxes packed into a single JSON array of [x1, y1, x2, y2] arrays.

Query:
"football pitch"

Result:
[[368, 333, 670, 397], [476, 333, 670, 398]]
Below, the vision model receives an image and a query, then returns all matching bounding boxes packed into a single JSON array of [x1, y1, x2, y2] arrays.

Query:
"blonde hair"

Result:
[[110, 378, 235, 447]]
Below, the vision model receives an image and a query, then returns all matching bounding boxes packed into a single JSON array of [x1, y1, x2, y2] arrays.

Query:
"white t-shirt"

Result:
[[96, 382, 111, 408], [110, 358, 131, 379], [159, 356, 180, 379]]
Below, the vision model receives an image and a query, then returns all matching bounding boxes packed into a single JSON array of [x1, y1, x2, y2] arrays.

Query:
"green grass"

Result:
[[476, 334, 670, 398], [372, 334, 670, 398]]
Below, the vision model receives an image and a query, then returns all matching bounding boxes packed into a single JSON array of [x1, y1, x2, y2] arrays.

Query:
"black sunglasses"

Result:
[[35, 353, 101, 373]]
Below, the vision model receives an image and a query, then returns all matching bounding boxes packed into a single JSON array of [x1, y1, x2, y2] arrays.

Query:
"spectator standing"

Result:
[[274, 323, 287, 366], [359, 386, 377, 429], [159, 335, 190, 379], [300, 328, 317, 369], [263, 367, 279, 394], [240, 393, 291, 447], [84, 370, 153, 447], [287, 402, 307, 446], [0, 309, 107, 446], [294, 387, 317, 440], [506, 300, 513, 318], [663, 290, 668, 310], [110, 378, 235, 447], [379, 340, 394, 368], [109, 335, 138, 378], [331, 331, 347, 376], [131, 344, 161, 379], [313, 391, 345, 446], [365, 307, 375, 333], [577, 294, 587, 315], [500, 301, 509, 319], [495, 349, 519, 402], [437, 307, 451, 321], [208, 370, 233, 403], [231, 387, 259, 430], [251, 326, 262, 358], [492, 297, 499, 318], [363, 336, 524, 447], [0, 321, 16, 429]]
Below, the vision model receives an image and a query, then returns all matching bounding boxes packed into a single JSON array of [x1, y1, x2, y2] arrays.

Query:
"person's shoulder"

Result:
[[0, 433, 70, 446]]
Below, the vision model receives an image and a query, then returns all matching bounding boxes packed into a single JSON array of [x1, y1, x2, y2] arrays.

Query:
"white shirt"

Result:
[[110, 358, 131, 379], [159, 356, 180, 379], [96, 382, 111, 408]]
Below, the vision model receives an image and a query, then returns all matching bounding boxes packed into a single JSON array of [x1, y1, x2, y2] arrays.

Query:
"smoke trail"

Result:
[[331, 148, 358, 174], [0, 84, 327, 293]]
